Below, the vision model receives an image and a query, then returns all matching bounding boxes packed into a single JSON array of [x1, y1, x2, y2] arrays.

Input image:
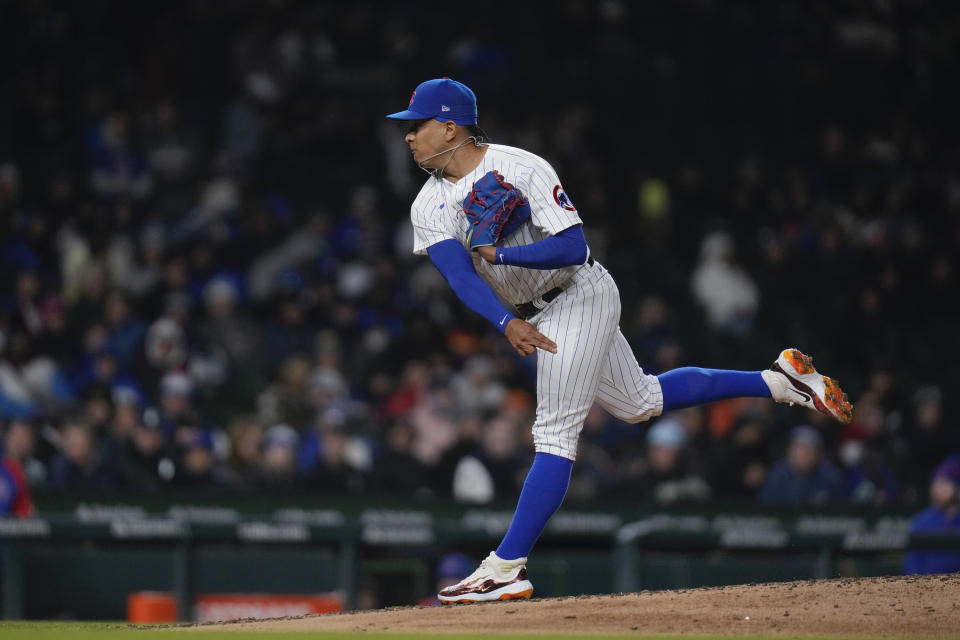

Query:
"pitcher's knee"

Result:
[[532, 431, 578, 461], [599, 389, 664, 424]]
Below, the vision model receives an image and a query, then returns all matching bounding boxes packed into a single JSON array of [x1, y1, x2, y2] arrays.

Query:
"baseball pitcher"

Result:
[[386, 78, 853, 603]]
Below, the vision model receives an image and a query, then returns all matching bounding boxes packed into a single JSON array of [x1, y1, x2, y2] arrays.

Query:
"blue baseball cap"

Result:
[[933, 455, 960, 486], [386, 78, 478, 125]]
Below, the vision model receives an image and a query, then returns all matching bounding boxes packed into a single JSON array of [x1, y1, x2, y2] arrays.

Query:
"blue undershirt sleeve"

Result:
[[428, 239, 516, 334], [495, 224, 588, 270]]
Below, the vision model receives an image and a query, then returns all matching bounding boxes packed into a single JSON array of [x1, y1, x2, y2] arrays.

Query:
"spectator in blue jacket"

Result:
[[904, 455, 960, 575], [759, 425, 844, 505]]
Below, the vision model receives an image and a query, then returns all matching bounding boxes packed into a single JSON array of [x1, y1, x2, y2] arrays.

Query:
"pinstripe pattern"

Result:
[[411, 144, 663, 461], [529, 262, 662, 460], [595, 330, 664, 424], [411, 144, 584, 306]]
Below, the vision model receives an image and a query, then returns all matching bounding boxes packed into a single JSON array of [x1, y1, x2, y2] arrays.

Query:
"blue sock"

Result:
[[658, 367, 771, 412], [496, 452, 573, 560]]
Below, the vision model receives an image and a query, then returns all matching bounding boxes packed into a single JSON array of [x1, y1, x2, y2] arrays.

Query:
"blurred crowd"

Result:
[[2, 1, 959, 511]]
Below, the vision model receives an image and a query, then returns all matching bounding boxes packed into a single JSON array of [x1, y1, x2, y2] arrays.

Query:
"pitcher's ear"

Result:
[[443, 120, 458, 141]]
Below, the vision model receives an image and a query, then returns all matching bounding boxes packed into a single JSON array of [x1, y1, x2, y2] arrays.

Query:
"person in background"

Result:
[[2, 418, 45, 489], [709, 411, 774, 500], [634, 418, 711, 505], [690, 231, 759, 338], [902, 386, 960, 501], [1, 422, 35, 516], [759, 425, 844, 505], [176, 428, 235, 489], [373, 419, 429, 496], [47, 417, 115, 492], [226, 415, 264, 486], [904, 455, 960, 575], [254, 423, 300, 490], [418, 553, 475, 606], [115, 407, 177, 490]]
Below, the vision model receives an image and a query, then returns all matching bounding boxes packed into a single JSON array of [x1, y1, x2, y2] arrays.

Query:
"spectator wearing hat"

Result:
[[115, 406, 178, 490], [759, 425, 844, 505], [109, 383, 145, 439], [176, 427, 235, 489], [157, 371, 197, 441], [300, 412, 371, 495], [631, 418, 711, 505], [253, 423, 300, 490], [904, 455, 960, 575]]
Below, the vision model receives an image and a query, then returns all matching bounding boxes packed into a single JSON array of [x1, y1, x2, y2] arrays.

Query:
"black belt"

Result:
[[515, 256, 594, 320]]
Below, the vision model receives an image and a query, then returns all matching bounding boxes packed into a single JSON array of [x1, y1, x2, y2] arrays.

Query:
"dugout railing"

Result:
[[1, 501, 957, 621]]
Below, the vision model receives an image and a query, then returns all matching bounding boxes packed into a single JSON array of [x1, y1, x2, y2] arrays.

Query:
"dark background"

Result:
[[1, 0, 959, 509]]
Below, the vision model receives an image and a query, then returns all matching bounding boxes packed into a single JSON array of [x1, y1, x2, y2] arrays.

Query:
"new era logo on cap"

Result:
[[385, 78, 479, 125]]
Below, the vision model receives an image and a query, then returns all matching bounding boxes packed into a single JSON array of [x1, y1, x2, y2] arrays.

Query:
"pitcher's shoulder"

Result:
[[411, 178, 442, 214], [485, 144, 558, 177]]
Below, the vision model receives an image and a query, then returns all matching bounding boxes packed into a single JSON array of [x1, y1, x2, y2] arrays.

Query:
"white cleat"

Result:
[[437, 551, 534, 604], [761, 348, 854, 424]]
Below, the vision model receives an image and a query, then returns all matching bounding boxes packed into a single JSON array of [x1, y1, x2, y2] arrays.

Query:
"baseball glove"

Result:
[[463, 170, 531, 250]]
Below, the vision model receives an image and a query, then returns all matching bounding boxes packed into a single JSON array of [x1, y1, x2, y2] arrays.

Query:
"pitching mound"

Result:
[[193, 573, 959, 637]]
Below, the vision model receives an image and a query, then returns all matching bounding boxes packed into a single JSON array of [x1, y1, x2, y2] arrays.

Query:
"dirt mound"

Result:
[[192, 573, 960, 637]]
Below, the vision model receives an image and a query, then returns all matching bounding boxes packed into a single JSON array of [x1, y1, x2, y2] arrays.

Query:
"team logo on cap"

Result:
[[409, 91, 416, 105], [553, 185, 576, 211]]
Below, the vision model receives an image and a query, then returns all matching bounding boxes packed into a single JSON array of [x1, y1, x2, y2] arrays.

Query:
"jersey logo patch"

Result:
[[553, 185, 576, 211]]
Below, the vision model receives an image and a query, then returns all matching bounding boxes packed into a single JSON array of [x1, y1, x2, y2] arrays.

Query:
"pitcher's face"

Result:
[[404, 118, 454, 169]]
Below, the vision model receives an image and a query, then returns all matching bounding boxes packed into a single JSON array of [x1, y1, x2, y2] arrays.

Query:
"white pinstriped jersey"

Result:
[[410, 142, 663, 461], [410, 144, 584, 306]]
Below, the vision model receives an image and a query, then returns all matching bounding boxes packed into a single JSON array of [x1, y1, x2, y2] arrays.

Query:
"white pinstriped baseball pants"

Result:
[[529, 261, 663, 461]]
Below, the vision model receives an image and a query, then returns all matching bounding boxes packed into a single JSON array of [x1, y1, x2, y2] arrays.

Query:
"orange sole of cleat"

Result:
[[440, 589, 533, 605], [784, 349, 816, 376], [823, 377, 854, 423]]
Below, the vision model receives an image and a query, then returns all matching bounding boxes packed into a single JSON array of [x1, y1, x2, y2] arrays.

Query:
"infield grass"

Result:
[[0, 622, 944, 640]]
